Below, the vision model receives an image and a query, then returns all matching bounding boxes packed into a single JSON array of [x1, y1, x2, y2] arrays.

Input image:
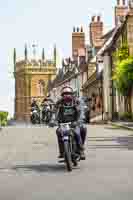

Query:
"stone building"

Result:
[[14, 45, 57, 122], [49, 26, 87, 99], [83, 0, 133, 121], [82, 15, 105, 119], [98, 4, 133, 120]]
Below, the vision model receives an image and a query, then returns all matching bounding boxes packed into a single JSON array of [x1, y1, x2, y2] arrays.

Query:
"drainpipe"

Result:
[[110, 54, 114, 121], [75, 63, 80, 97]]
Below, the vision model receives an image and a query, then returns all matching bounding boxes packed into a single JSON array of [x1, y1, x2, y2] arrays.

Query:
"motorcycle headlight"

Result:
[[65, 124, 70, 130], [60, 124, 70, 131], [33, 110, 37, 113]]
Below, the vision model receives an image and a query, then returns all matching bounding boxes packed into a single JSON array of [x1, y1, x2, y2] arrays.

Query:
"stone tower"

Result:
[[14, 45, 57, 122], [72, 27, 85, 61], [115, 0, 128, 25], [90, 16, 104, 52]]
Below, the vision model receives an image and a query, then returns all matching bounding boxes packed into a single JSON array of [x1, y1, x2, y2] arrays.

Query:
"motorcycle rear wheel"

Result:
[[31, 116, 36, 124]]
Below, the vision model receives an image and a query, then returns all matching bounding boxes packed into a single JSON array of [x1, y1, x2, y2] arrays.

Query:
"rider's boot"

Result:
[[80, 149, 86, 160], [58, 143, 64, 159], [57, 135, 64, 159], [79, 145, 86, 160]]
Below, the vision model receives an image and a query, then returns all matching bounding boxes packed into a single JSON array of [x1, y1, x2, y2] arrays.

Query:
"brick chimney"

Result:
[[129, 0, 133, 14], [115, 0, 128, 26], [72, 26, 85, 61], [90, 16, 104, 50]]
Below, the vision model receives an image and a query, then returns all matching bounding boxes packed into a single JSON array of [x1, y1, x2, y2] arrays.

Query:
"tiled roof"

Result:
[[98, 16, 129, 55], [101, 28, 115, 40], [49, 67, 78, 90]]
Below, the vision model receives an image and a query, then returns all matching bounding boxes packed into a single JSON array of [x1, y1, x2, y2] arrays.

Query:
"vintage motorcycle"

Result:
[[58, 122, 80, 172], [41, 104, 51, 124], [45, 105, 52, 124], [30, 107, 40, 124]]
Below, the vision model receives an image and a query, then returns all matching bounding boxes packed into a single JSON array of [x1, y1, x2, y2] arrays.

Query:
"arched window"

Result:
[[38, 80, 45, 96]]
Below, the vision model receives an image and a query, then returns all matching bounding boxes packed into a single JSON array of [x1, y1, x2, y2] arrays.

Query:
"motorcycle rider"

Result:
[[31, 98, 40, 111], [56, 86, 87, 160], [41, 94, 54, 123], [41, 97, 49, 121], [31, 98, 40, 123]]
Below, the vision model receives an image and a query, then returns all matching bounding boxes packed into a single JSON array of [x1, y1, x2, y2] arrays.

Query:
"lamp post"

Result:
[[75, 64, 80, 97]]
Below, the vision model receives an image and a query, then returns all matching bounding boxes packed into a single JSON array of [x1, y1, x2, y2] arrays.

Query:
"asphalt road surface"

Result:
[[0, 124, 133, 200]]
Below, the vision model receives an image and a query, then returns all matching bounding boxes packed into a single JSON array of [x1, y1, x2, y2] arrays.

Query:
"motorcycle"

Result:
[[84, 108, 90, 123], [48, 103, 58, 127], [41, 106, 47, 123], [30, 107, 40, 124], [58, 122, 80, 172], [45, 105, 52, 124], [41, 105, 51, 124]]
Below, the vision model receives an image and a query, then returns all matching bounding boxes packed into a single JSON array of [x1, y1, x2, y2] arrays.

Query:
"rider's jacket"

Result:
[[31, 102, 39, 111], [41, 98, 53, 110], [56, 98, 80, 123]]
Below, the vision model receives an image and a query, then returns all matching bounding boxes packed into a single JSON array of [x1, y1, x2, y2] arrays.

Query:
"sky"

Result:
[[0, 0, 116, 118]]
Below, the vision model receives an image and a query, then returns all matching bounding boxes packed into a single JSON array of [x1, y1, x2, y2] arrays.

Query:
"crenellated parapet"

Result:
[[14, 44, 57, 73]]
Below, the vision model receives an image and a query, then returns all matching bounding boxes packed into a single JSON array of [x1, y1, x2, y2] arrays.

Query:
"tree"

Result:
[[113, 44, 133, 112]]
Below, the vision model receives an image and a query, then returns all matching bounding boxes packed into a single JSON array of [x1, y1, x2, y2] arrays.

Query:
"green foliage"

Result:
[[113, 44, 133, 96], [119, 112, 133, 121], [0, 111, 8, 126], [113, 43, 129, 62]]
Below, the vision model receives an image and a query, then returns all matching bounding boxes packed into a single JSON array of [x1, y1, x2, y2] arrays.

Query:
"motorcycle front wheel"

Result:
[[31, 115, 36, 124], [63, 141, 72, 172]]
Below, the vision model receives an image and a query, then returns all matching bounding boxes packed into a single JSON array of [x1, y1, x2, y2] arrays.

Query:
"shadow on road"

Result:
[[10, 163, 67, 173], [88, 135, 133, 150], [0, 163, 79, 174]]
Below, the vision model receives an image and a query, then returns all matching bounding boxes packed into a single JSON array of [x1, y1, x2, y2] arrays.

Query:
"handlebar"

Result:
[[59, 122, 72, 126]]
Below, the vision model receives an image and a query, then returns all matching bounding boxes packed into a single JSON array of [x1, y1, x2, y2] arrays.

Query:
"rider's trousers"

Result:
[[56, 125, 86, 155]]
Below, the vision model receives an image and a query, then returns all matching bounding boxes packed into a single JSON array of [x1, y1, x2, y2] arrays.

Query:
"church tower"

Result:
[[14, 45, 57, 122]]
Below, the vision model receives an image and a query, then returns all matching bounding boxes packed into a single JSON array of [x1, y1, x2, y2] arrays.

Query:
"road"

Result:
[[0, 124, 133, 200]]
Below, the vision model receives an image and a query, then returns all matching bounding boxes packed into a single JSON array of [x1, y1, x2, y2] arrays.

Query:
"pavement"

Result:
[[0, 124, 133, 200], [89, 114, 133, 130], [90, 114, 103, 123], [108, 121, 133, 130]]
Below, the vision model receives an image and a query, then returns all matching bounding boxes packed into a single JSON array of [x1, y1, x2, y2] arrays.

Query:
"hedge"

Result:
[[0, 111, 8, 126]]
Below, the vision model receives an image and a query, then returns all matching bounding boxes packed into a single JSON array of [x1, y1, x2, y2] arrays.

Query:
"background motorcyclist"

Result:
[[56, 86, 87, 160], [30, 98, 40, 123], [41, 94, 54, 123], [31, 98, 40, 111]]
